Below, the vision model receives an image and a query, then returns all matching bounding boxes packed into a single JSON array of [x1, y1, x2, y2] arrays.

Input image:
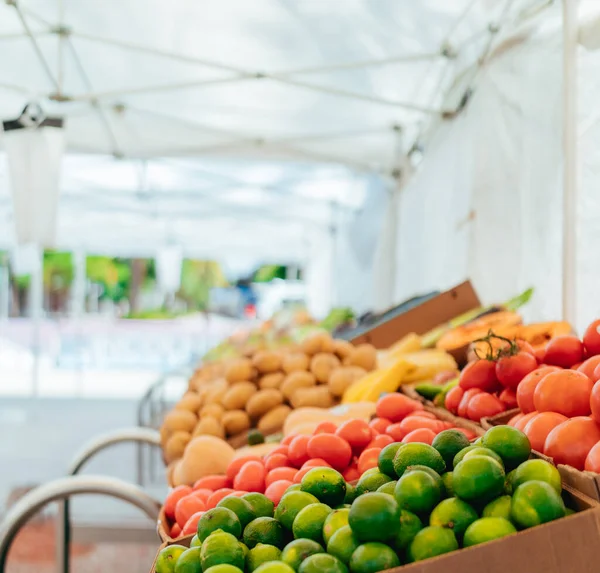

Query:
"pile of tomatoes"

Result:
[[161, 393, 477, 539], [447, 319, 600, 472]]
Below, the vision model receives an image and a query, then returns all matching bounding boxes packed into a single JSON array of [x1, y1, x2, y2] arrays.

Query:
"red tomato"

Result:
[[495, 351, 537, 390], [397, 416, 445, 434], [335, 419, 372, 453], [343, 465, 360, 482], [281, 434, 297, 446], [293, 466, 315, 483], [234, 461, 266, 493], [163, 485, 192, 521], [206, 488, 236, 509], [508, 413, 524, 427], [314, 421, 338, 434], [405, 410, 438, 419], [264, 453, 292, 472], [302, 458, 332, 469], [459, 360, 500, 392], [523, 412, 569, 452], [268, 445, 289, 456], [457, 388, 482, 418], [544, 335, 584, 368], [288, 435, 311, 468], [584, 441, 600, 472], [591, 380, 600, 425], [230, 491, 248, 497], [175, 494, 206, 528], [516, 339, 536, 357], [227, 455, 263, 481], [181, 511, 205, 536], [401, 428, 436, 445], [544, 417, 600, 470], [369, 417, 392, 434], [444, 386, 464, 414], [577, 356, 600, 380], [466, 393, 505, 421], [534, 347, 546, 363], [193, 475, 231, 492], [516, 366, 560, 414], [514, 411, 538, 431], [264, 480, 294, 506], [584, 319, 600, 357], [375, 393, 423, 423], [533, 370, 593, 417], [357, 447, 382, 474], [306, 434, 353, 470], [170, 523, 182, 538], [265, 467, 297, 487], [190, 489, 212, 504], [498, 388, 518, 408], [366, 433, 394, 449]]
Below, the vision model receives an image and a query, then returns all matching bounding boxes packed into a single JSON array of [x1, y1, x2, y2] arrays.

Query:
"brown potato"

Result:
[[199, 403, 225, 421], [175, 392, 203, 413], [328, 366, 367, 397], [252, 350, 282, 374], [204, 378, 229, 404], [281, 371, 316, 400], [332, 339, 355, 360], [290, 386, 334, 409], [162, 409, 197, 434], [222, 410, 251, 435], [225, 358, 254, 383], [301, 331, 335, 355], [259, 372, 285, 390], [258, 405, 292, 434], [192, 416, 225, 439], [346, 344, 377, 371], [310, 352, 341, 383], [246, 389, 284, 419], [221, 382, 257, 410], [164, 431, 191, 464], [282, 352, 310, 374]]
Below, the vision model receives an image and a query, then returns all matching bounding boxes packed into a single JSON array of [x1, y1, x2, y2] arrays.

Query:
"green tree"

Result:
[[178, 259, 228, 310]]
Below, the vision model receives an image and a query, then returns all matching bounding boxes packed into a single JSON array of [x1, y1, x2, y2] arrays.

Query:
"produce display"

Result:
[[154, 392, 579, 573]]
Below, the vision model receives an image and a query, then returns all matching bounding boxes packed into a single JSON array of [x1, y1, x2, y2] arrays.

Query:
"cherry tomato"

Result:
[[385, 423, 406, 442], [170, 523, 182, 538], [498, 388, 518, 408], [375, 393, 423, 423], [306, 434, 353, 470], [265, 480, 294, 506], [233, 461, 266, 493], [335, 419, 372, 453], [265, 466, 298, 487], [163, 485, 192, 521], [543, 335, 584, 368], [398, 416, 445, 434], [357, 447, 381, 474], [314, 421, 338, 434], [444, 386, 464, 414], [193, 475, 231, 492], [181, 511, 205, 536], [302, 458, 332, 469], [343, 465, 360, 482], [281, 434, 297, 446], [288, 435, 311, 468], [264, 453, 292, 472], [268, 445, 289, 457], [584, 319, 600, 357], [466, 392, 506, 421], [495, 351, 537, 390], [226, 455, 263, 481], [459, 360, 500, 392], [369, 417, 392, 434], [401, 428, 436, 445], [175, 494, 206, 527], [189, 489, 212, 504], [516, 366, 560, 414], [516, 339, 536, 357], [533, 370, 593, 417], [206, 488, 236, 509], [405, 411, 438, 419], [457, 388, 482, 418], [366, 433, 394, 449]]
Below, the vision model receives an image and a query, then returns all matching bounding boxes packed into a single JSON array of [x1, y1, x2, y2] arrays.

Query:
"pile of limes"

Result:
[[156, 425, 569, 573]]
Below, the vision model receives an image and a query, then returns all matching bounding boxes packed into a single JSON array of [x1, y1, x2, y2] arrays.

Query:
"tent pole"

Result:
[[562, 0, 578, 324]]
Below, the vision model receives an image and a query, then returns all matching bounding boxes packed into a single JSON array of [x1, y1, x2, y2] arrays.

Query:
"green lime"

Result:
[[482, 426, 531, 470], [393, 443, 446, 477], [355, 468, 393, 496], [473, 437, 483, 445], [429, 498, 478, 540], [292, 503, 332, 543], [174, 547, 201, 573], [504, 469, 517, 495], [452, 445, 479, 468], [453, 456, 505, 504], [253, 562, 295, 573], [248, 430, 265, 446], [218, 496, 257, 529], [462, 447, 504, 468], [510, 459, 561, 494], [286, 484, 302, 493], [200, 531, 245, 571], [190, 534, 201, 548], [246, 544, 282, 572], [432, 430, 471, 468], [197, 507, 242, 541], [391, 510, 422, 554], [298, 553, 348, 573], [463, 517, 517, 547], [376, 481, 397, 496], [348, 492, 400, 542], [326, 526, 360, 565], [300, 467, 346, 507], [349, 543, 400, 573], [442, 472, 454, 497], [281, 539, 324, 571], [275, 491, 320, 530], [239, 543, 248, 561], [243, 493, 275, 518], [378, 443, 403, 478], [510, 481, 565, 529], [155, 545, 187, 573], [404, 465, 444, 492], [482, 495, 512, 520], [394, 470, 442, 514], [203, 565, 243, 573], [407, 526, 458, 562], [343, 483, 356, 505], [322, 508, 350, 545], [243, 517, 286, 549]]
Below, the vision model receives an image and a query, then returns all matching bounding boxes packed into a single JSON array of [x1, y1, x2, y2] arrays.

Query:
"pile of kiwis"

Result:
[[159, 331, 377, 466]]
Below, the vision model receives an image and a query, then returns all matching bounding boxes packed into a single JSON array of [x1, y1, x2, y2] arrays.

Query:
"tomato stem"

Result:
[[472, 329, 519, 361]]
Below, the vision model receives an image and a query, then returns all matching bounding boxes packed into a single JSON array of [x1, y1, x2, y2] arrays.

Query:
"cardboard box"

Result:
[[481, 409, 600, 501], [350, 281, 481, 349], [150, 487, 600, 573]]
